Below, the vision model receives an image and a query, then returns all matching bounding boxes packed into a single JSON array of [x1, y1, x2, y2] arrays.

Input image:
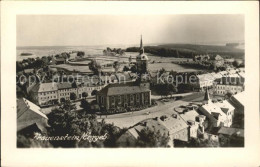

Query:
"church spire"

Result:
[[140, 35, 144, 54], [204, 87, 210, 103]]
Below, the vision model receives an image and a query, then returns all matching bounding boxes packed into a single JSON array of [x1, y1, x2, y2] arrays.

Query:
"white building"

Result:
[[198, 90, 233, 128]]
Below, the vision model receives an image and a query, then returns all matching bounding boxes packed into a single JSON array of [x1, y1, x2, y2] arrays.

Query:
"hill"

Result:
[[126, 44, 244, 59]]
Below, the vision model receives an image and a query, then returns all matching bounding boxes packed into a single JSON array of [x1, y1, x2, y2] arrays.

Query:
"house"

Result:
[[17, 98, 49, 132], [179, 109, 205, 139], [96, 82, 151, 112], [157, 114, 189, 144], [213, 73, 244, 96], [115, 118, 170, 147], [116, 114, 189, 147], [218, 127, 244, 147], [30, 83, 59, 106], [214, 100, 235, 127], [198, 90, 233, 128], [195, 73, 215, 89], [57, 82, 78, 102], [210, 55, 224, 67], [55, 58, 66, 65]]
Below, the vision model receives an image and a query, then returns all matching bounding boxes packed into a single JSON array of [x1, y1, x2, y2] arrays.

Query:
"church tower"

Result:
[[136, 35, 148, 74], [203, 87, 211, 104]]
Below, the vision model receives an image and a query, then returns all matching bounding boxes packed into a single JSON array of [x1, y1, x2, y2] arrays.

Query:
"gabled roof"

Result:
[[17, 98, 48, 131], [30, 83, 58, 93], [180, 110, 199, 122], [17, 98, 48, 119], [57, 82, 72, 89], [97, 82, 150, 96]]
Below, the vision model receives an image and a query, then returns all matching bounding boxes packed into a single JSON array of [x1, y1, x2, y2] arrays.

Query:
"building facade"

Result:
[[96, 82, 151, 112], [30, 82, 104, 106]]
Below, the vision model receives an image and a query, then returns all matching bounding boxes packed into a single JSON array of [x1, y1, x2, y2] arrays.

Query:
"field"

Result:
[[126, 43, 245, 59]]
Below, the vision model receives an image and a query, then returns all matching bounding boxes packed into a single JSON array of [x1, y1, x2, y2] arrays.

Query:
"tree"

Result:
[[130, 65, 137, 73], [80, 99, 91, 111], [167, 83, 178, 97], [77, 51, 85, 57], [136, 127, 170, 147], [47, 107, 123, 148], [89, 59, 101, 75], [91, 90, 98, 96], [60, 98, 66, 103], [159, 68, 166, 76], [113, 61, 120, 73], [82, 92, 88, 99], [123, 66, 130, 72], [70, 92, 77, 101]]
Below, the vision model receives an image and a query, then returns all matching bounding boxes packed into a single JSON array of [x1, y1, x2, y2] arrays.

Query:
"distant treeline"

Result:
[[126, 44, 245, 59]]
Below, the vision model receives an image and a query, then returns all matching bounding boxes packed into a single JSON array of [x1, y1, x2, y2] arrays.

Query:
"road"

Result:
[[99, 100, 189, 128], [98, 92, 205, 128]]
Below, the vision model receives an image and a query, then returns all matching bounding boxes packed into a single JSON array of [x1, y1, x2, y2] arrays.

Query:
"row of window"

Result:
[[39, 87, 102, 95], [110, 93, 149, 104], [40, 96, 56, 100], [39, 91, 56, 96]]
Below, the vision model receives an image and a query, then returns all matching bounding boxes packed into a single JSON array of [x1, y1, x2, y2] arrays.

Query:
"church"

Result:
[[96, 36, 151, 113], [136, 35, 149, 74]]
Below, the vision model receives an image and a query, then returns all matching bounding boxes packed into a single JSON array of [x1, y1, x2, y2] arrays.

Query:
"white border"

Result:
[[1, 1, 259, 167]]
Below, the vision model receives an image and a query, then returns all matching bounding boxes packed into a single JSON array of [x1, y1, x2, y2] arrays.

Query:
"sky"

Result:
[[17, 15, 244, 46]]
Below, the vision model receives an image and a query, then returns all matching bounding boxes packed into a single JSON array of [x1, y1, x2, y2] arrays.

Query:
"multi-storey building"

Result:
[[213, 73, 244, 96], [198, 89, 234, 128], [30, 82, 104, 106], [30, 83, 59, 106], [96, 82, 151, 112]]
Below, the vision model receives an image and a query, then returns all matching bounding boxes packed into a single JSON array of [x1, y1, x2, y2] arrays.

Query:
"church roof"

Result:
[[97, 82, 150, 96]]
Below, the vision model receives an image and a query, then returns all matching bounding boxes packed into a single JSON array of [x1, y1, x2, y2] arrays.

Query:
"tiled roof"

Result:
[[180, 110, 199, 122], [57, 82, 72, 89], [97, 82, 150, 96], [134, 118, 169, 136], [39, 83, 58, 92], [31, 83, 58, 93], [17, 98, 48, 131], [154, 113, 188, 135]]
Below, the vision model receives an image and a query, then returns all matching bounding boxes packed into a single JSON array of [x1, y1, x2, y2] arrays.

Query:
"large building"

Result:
[[30, 81, 104, 106], [115, 114, 189, 147], [198, 90, 234, 128], [96, 82, 151, 112], [136, 35, 148, 74], [213, 72, 245, 96], [30, 83, 59, 106]]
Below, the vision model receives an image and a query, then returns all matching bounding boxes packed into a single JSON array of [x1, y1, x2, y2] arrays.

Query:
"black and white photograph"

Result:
[[1, 1, 259, 167], [16, 15, 245, 148]]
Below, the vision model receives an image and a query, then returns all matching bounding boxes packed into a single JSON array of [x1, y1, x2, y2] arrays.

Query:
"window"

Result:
[[118, 96, 121, 103], [101, 96, 104, 104], [130, 94, 133, 101], [111, 96, 115, 103]]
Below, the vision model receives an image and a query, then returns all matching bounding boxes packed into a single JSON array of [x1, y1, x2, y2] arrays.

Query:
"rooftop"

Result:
[[31, 83, 58, 93], [97, 82, 150, 96]]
